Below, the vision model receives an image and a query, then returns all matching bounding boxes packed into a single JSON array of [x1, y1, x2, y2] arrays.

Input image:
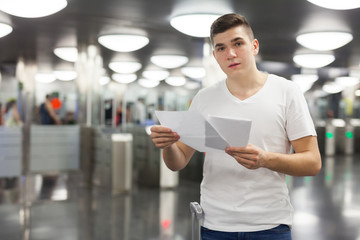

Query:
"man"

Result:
[[39, 94, 61, 125], [150, 13, 321, 239]]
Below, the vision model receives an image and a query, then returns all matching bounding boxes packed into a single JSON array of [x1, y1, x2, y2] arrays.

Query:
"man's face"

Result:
[[212, 26, 259, 78]]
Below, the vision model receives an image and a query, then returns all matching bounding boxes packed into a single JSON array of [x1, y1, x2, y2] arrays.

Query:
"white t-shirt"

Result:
[[189, 74, 316, 232]]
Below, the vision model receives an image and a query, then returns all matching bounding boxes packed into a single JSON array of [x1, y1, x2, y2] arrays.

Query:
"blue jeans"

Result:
[[201, 224, 292, 240]]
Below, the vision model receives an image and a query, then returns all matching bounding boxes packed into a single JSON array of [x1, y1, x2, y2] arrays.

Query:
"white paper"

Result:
[[155, 110, 252, 152], [207, 115, 252, 147]]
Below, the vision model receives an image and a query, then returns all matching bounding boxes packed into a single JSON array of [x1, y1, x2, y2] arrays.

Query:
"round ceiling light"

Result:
[[0, 22, 13, 38], [322, 82, 345, 94], [0, 0, 67, 18], [53, 47, 78, 62], [98, 34, 149, 52], [335, 76, 360, 87], [108, 61, 142, 74], [35, 72, 56, 83], [142, 70, 169, 81], [112, 73, 137, 84], [165, 76, 186, 87], [150, 55, 189, 69], [53, 70, 77, 81], [293, 53, 335, 68], [296, 32, 353, 51], [138, 78, 160, 88], [181, 66, 206, 79], [306, 0, 360, 10], [170, 13, 221, 37], [99, 76, 110, 86]]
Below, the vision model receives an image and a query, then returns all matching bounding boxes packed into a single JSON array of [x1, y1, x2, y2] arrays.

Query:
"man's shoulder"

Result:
[[268, 74, 297, 89]]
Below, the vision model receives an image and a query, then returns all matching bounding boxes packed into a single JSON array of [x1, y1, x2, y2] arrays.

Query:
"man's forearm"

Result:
[[163, 142, 191, 171], [264, 150, 321, 176]]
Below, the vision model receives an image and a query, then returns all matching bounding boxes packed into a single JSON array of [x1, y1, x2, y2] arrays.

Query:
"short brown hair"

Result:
[[210, 13, 254, 44]]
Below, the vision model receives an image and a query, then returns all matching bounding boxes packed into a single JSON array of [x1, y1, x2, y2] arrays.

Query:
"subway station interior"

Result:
[[0, 0, 360, 239]]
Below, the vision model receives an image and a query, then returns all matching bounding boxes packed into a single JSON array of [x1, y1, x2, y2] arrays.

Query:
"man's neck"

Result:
[[226, 70, 268, 101]]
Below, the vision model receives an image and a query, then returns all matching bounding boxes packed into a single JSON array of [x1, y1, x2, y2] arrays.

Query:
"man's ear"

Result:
[[212, 50, 216, 58], [253, 39, 259, 55]]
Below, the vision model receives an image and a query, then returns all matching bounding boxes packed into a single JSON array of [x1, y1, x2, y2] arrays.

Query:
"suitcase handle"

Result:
[[190, 202, 204, 240]]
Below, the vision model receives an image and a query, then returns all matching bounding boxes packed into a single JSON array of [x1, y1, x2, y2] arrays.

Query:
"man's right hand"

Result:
[[150, 125, 180, 149]]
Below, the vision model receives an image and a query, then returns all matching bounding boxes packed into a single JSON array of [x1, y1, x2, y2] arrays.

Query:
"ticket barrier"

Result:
[[325, 121, 337, 156], [93, 128, 133, 194]]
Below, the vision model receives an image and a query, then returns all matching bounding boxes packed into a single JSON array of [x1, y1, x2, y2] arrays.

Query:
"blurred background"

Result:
[[0, 0, 359, 239]]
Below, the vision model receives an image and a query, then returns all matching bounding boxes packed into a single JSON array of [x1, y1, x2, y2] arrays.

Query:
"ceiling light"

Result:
[[53, 70, 77, 81], [291, 74, 319, 83], [112, 73, 137, 84], [0, 0, 67, 18], [291, 74, 319, 92], [165, 76, 186, 87], [170, 14, 221, 37], [322, 82, 345, 94], [306, 0, 360, 10], [98, 34, 149, 52], [35, 73, 56, 83], [142, 70, 169, 81], [355, 90, 360, 96], [335, 76, 360, 87], [181, 67, 206, 79], [138, 78, 159, 88], [185, 81, 201, 90], [150, 55, 189, 69], [0, 22, 12, 38], [296, 32, 353, 51], [53, 47, 78, 62], [109, 61, 142, 74], [293, 53, 335, 68], [99, 76, 110, 86]]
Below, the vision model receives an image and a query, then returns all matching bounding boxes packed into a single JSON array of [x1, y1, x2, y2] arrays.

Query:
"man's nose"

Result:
[[227, 48, 236, 58]]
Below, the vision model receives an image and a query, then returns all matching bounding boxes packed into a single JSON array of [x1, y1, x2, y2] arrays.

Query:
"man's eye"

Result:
[[235, 42, 241, 46], [217, 47, 224, 52]]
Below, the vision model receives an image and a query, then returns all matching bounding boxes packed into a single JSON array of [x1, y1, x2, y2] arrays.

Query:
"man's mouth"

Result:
[[228, 63, 240, 68]]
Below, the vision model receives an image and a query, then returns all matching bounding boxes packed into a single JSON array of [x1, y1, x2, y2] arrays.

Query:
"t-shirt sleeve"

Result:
[[285, 84, 317, 141]]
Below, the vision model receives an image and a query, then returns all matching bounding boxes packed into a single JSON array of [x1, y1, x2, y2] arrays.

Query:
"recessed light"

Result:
[[0, 0, 68, 18], [296, 32, 353, 51], [98, 34, 149, 52]]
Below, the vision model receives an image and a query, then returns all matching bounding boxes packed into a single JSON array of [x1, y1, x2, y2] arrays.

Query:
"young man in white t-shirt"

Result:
[[150, 13, 321, 239]]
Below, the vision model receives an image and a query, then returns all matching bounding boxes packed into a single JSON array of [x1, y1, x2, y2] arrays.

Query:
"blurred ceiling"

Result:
[[0, 0, 360, 84]]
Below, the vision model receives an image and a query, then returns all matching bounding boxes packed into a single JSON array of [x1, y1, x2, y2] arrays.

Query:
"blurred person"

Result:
[[0, 103, 4, 125], [39, 94, 61, 125], [150, 13, 321, 239], [4, 99, 23, 127], [135, 98, 146, 124]]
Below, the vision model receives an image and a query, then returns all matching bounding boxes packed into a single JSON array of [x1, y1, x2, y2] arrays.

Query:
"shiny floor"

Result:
[[0, 154, 360, 240]]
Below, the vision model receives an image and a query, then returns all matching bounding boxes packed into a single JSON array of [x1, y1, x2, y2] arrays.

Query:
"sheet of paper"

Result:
[[155, 110, 227, 152], [155, 110, 252, 152], [208, 115, 252, 147]]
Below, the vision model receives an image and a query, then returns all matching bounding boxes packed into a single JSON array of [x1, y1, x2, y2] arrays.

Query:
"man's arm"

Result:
[[45, 101, 61, 124], [150, 125, 195, 171], [225, 135, 321, 176]]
